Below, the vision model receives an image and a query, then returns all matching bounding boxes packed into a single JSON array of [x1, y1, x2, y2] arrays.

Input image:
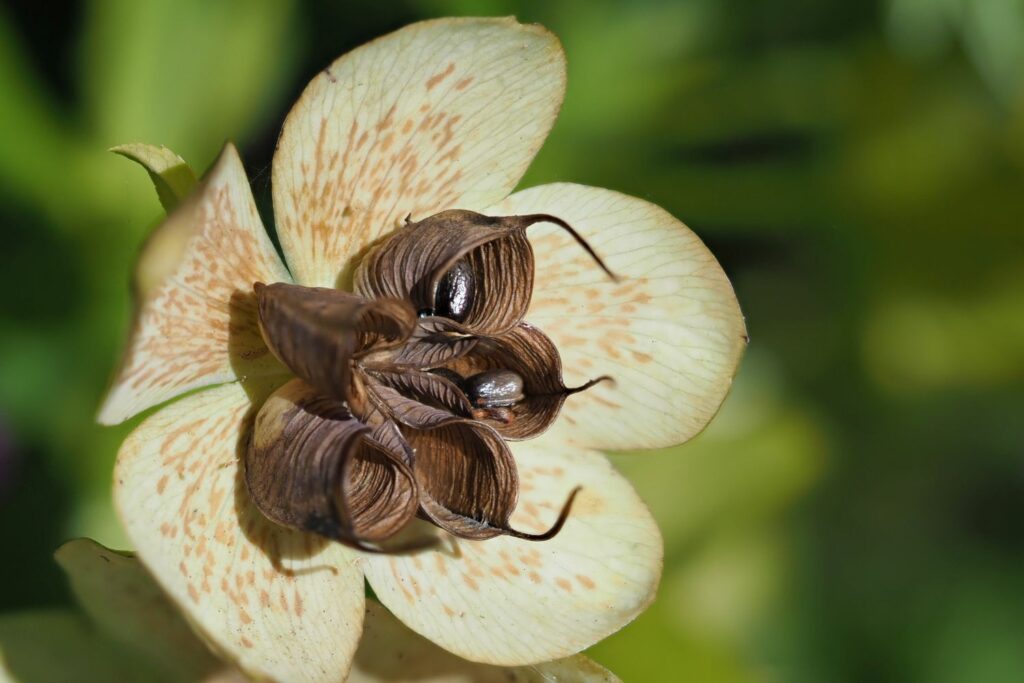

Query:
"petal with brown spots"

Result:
[[272, 17, 566, 289], [98, 143, 292, 425], [349, 599, 621, 682], [361, 433, 662, 665], [114, 380, 365, 683], [489, 183, 747, 451]]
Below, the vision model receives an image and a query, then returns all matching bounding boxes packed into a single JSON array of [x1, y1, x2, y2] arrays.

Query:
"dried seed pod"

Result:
[[354, 209, 616, 337], [434, 259, 475, 322], [447, 323, 611, 440], [367, 317, 479, 369], [408, 419, 582, 541], [253, 282, 415, 401], [427, 367, 465, 387], [242, 208, 623, 547], [463, 370, 525, 408], [244, 380, 419, 549]]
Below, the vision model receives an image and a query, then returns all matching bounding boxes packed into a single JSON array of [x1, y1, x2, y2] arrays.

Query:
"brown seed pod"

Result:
[[244, 380, 419, 550], [445, 323, 611, 440], [243, 210, 619, 547], [254, 282, 415, 401], [354, 210, 617, 336]]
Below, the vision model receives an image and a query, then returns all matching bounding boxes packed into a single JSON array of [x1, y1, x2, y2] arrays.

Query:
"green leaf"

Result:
[[111, 143, 197, 212], [0, 6, 93, 226], [0, 610, 162, 683], [80, 0, 299, 166]]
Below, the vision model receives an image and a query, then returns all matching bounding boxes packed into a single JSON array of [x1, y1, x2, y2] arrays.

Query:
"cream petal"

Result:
[[98, 143, 292, 425], [361, 434, 662, 665], [114, 380, 365, 683], [110, 143, 198, 212], [489, 183, 747, 451], [349, 599, 621, 682], [55, 539, 223, 681], [272, 17, 566, 289]]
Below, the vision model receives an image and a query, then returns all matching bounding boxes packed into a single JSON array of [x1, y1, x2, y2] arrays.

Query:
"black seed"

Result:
[[464, 370, 524, 408], [417, 308, 435, 318], [435, 259, 474, 322]]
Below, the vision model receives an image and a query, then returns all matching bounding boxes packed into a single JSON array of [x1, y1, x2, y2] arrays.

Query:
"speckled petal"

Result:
[[489, 183, 747, 451], [360, 432, 662, 665], [98, 143, 292, 425], [272, 16, 566, 289], [349, 599, 621, 682], [114, 380, 365, 683]]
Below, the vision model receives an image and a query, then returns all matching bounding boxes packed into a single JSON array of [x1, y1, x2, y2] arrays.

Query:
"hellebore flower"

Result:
[[100, 17, 745, 683]]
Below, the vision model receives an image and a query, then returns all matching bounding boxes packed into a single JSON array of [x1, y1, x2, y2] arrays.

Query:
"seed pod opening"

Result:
[[444, 323, 610, 440], [244, 380, 419, 549]]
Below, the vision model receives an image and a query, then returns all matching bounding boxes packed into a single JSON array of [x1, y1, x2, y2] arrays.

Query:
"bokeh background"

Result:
[[1, 0, 1022, 680]]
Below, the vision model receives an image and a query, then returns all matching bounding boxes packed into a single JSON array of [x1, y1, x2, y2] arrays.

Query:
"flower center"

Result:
[[244, 210, 616, 550]]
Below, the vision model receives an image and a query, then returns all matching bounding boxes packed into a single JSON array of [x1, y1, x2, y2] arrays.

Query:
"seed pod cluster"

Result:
[[245, 209, 617, 549]]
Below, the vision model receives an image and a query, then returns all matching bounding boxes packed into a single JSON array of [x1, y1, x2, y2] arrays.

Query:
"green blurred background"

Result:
[[1, 0, 1022, 680]]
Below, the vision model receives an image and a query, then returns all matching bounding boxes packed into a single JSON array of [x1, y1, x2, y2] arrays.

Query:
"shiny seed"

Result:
[[464, 370, 524, 408], [435, 259, 474, 322]]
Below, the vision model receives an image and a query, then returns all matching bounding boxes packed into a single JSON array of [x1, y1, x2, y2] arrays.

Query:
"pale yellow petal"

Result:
[[361, 434, 661, 666], [55, 538, 222, 682], [350, 600, 621, 682], [110, 142, 197, 212], [99, 143, 292, 425], [272, 17, 565, 288], [114, 380, 365, 683], [489, 183, 747, 451]]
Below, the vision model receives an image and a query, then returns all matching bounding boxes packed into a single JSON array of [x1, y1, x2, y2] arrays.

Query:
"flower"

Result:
[[100, 17, 745, 683]]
